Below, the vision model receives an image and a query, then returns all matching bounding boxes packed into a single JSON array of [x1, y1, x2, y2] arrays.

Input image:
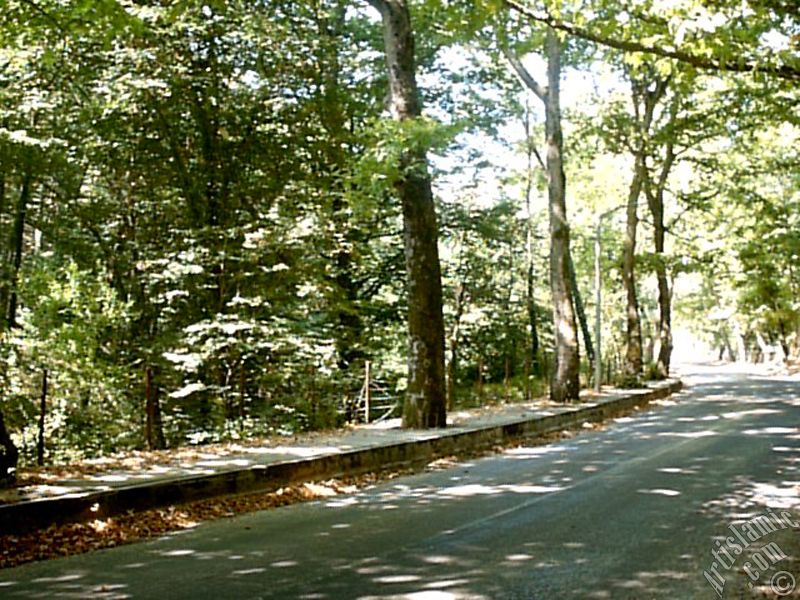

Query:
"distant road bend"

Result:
[[1, 362, 798, 599]]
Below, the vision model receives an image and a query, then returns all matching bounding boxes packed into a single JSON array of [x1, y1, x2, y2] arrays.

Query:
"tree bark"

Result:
[[506, 30, 579, 401], [544, 29, 580, 402], [368, 0, 446, 427], [645, 140, 676, 378], [623, 74, 667, 380], [622, 154, 645, 379]]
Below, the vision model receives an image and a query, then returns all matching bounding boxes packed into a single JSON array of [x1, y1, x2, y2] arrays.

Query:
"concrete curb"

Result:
[[0, 379, 681, 536]]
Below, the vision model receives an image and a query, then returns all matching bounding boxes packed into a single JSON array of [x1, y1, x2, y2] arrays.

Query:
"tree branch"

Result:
[[501, 46, 547, 103], [504, 0, 800, 81], [530, 142, 546, 170]]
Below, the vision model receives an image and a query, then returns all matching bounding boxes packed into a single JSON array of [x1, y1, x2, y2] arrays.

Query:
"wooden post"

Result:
[[37, 368, 48, 466], [364, 361, 371, 424]]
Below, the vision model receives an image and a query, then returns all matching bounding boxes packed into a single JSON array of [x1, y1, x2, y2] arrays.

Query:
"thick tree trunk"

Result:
[[507, 29, 579, 401], [369, 0, 446, 427], [621, 75, 666, 379], [655, 264, 672, 375], [646, 142, 676, 378], [622, 156, 644, 379], [399, 166, 447, 427], [544, 29, 580, 402]]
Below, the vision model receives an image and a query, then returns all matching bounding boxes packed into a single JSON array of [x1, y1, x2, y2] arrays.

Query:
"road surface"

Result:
[[1, 363, 798, 599]]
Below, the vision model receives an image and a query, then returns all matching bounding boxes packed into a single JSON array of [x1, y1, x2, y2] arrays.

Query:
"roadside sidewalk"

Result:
[[0, 379, 682, 535]]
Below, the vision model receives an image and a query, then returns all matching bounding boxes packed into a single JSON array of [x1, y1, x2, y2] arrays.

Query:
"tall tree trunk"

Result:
[[622, 155, 645, 379], [368, 0, 446, 427], [506, 28, 579, 401], [544, 29, 580, 402], [622, 74, 668, 379], [646, 141, 676, 378], [654, 260, 672, 374]]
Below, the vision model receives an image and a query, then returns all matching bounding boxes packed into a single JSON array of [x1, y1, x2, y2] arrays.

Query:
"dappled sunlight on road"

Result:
[[656, 429, 718, 438], [637, 488, 682, 497], [503, 445, 572, 458], [721, 408, 782, 419], [437, 483, 567, 497], [742, 426, 798, 436]]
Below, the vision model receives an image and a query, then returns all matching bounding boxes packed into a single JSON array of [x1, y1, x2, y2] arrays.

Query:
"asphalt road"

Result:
[[1, 363, 798, 599]]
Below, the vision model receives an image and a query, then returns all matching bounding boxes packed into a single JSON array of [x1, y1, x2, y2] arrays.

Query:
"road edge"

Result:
[[0, 379, 682, 536]]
